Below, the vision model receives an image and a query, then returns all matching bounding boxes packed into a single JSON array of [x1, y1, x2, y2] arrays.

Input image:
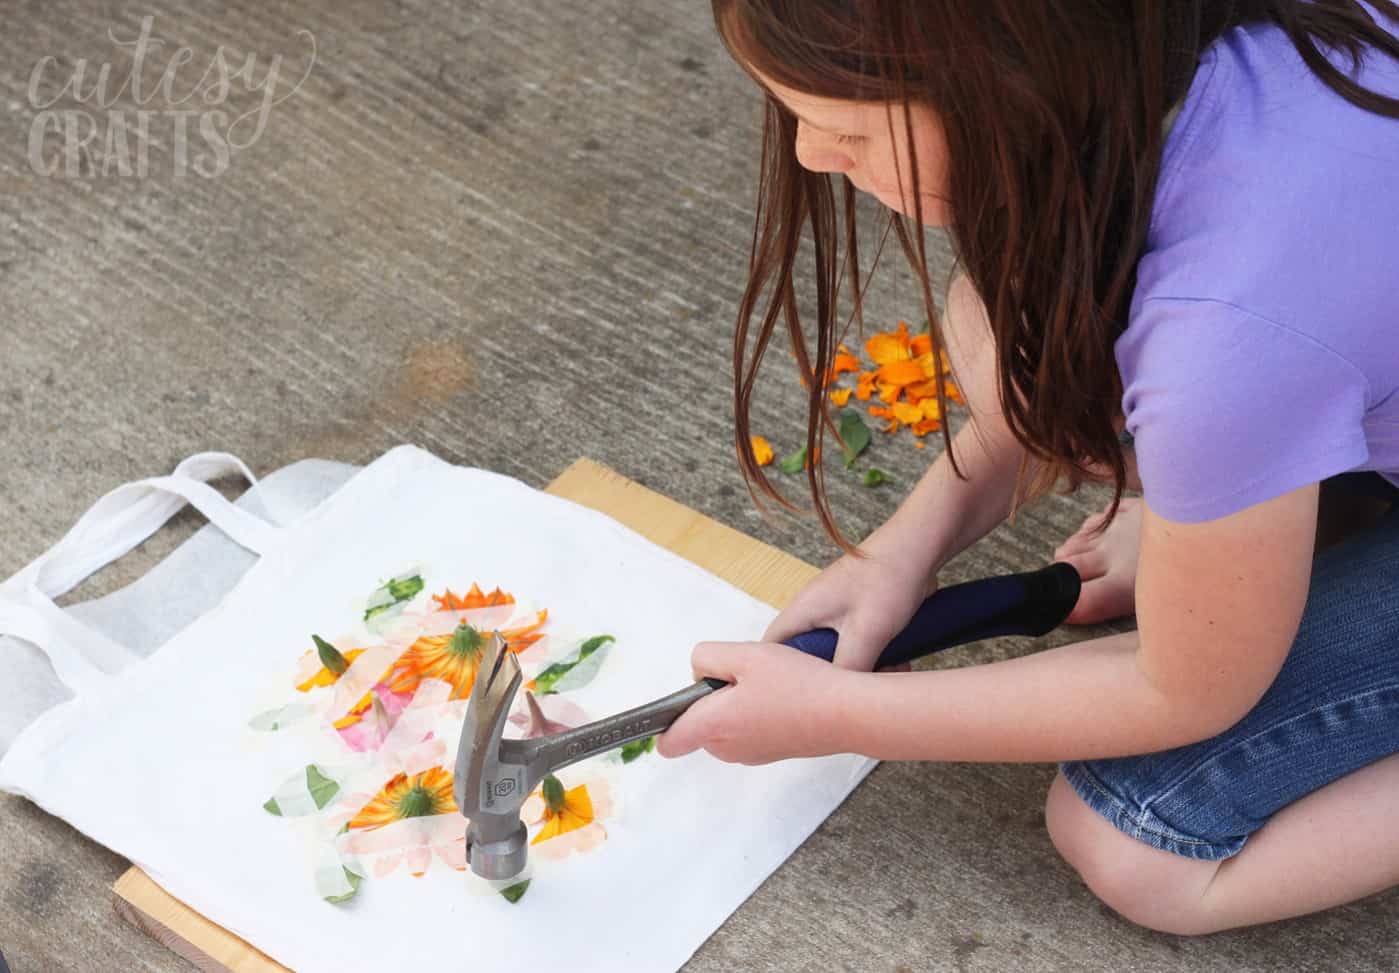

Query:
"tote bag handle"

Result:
[[0, 452, 287, 697]]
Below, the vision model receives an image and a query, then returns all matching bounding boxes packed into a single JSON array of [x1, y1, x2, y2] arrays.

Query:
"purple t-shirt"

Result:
[[1118, 17, 1399, 523]]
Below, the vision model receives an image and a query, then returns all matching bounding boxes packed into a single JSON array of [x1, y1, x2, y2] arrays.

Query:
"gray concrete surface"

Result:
[[1, 1, 1395, 970]]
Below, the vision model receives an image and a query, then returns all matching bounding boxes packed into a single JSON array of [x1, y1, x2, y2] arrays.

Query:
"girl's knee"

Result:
[[1045, 772, 1221, 936]]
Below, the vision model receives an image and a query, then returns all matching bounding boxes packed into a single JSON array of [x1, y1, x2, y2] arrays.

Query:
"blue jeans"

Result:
[[1060, 474, 1399, 860]]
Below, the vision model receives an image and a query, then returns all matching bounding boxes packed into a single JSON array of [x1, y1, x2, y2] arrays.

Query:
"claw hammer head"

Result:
[[453, 632, 530, 880]]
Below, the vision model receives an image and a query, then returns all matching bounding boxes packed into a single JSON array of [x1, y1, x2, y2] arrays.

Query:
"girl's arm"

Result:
[[864, 275, 1039, 580], [662, 480, 1317, 766], [838, 483, 1318, 762]]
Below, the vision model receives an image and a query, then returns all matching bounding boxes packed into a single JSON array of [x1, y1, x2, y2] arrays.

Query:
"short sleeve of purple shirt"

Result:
[[1119, 15, 1399, 523]]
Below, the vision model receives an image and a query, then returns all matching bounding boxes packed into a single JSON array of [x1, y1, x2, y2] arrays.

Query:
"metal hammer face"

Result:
[[454, 632, 724, 881]]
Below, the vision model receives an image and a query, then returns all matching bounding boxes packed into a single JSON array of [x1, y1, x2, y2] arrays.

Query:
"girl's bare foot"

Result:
[[1053, 498, 1143, 624]]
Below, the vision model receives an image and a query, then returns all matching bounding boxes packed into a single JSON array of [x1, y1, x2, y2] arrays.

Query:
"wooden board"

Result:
[[114, 457, 819, 972]]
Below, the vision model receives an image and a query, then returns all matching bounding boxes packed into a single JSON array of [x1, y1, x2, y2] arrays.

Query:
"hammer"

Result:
[[453, 561, 1080, 880]]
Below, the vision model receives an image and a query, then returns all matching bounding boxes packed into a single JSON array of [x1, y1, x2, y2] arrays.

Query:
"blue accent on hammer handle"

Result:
[[780, 562, 1081, 668]]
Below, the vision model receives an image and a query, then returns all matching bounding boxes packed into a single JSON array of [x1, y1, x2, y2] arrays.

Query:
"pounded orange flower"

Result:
[[751, 435, 774, 466], [400, 627, 488, 699], [348, 767, 458, 830], [432, 583, 514, 612], [296, 648, 366, 692], [531, 775, 596, 845]]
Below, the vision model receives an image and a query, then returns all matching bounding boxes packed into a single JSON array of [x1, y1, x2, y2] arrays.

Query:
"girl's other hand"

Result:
[[655, 640, 856, 764], [761, 533, 937, 672]]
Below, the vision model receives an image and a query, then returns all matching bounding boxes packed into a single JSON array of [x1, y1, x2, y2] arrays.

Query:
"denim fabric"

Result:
[[1060, 486, 1399, 860]]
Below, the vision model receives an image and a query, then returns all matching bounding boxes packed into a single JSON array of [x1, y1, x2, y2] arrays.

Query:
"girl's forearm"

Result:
[[834, 630, 1221, 762], [867, 412, 1034, 576]]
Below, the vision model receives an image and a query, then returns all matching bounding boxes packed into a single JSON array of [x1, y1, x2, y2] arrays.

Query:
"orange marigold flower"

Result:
[[530, 775, 596, 846], [397, 626, 485, 696], [347, 767, 458, 831], [829, 387, 853, 407], [432, 583, 514, 611], [295, 647, 366, 692], [751, 436, 774, 466]]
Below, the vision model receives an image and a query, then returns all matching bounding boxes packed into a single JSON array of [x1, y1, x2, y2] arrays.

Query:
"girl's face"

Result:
[[755, 70, 953, 226]]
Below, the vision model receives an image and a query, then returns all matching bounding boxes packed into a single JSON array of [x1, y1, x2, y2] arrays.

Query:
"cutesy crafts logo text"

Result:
[[27, 15, 316, 179]]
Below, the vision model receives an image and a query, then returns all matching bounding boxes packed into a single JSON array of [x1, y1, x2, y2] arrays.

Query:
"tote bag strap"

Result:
[[0, 452, 287, 697]]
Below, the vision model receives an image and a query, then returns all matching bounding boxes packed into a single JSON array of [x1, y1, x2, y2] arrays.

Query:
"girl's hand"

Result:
[[761, 534, 938, 672], [655, 640, 857, 764]]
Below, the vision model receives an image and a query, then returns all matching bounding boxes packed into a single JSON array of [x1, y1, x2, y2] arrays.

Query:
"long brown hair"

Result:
[[717, 0, 1399, 548]]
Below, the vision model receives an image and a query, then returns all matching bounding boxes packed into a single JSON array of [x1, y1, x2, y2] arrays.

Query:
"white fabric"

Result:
[[0, 456, 355, 754], [0, 445, 875, 973]]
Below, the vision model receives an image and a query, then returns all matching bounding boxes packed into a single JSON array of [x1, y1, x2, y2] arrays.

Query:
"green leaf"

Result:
[[385, 575, 424, 603], [620, 736, 656, 763], [364, 572, 424, 621], [500, 880, 531, 904], [532, 635, 615, 695], [324, 867, 362, 904], [305, 765, 340, 810], [541, 774, 565, 812], [862, 469, 889, 487], [312, 635, 348, 676], [778, 445, 807, 474], [838, 410, 872, 468], [263, 765, 339, 817]]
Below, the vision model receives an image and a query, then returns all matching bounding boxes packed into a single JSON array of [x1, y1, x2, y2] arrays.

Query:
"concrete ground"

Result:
[[1, 1, 1396, 970]]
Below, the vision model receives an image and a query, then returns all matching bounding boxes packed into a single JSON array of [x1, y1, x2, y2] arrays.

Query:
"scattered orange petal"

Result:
[[830, 352, 861, 377], [864, 321, 912, 365], [905, 378, 940, 402], [829, 387, 852, 407], [855, 371, 877, 401], [914, 441, 926, 449], [751, 436, 774, 466], [892, 402, 923, 425], [910, 333, 932, 357], [877, 382, 901, 405], [876, 360, 926, 387]]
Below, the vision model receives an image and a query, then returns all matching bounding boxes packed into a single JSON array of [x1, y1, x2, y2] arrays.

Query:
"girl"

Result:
[[655, 1, 1399, 936]]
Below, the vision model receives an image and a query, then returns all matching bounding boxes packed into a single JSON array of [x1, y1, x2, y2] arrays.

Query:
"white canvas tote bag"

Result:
[[0, 445, 874, 972]]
